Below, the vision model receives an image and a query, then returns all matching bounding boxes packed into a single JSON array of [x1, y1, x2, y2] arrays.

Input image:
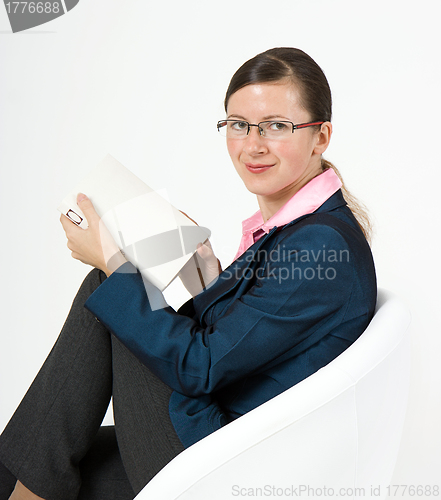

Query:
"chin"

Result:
[[241, 182, 278, 197]]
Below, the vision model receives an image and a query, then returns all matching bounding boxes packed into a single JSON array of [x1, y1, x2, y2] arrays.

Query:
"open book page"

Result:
[[58, 154, 211, 291]]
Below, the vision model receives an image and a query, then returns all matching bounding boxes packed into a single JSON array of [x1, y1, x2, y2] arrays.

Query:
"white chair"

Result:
[[136, 289, 411, 500]]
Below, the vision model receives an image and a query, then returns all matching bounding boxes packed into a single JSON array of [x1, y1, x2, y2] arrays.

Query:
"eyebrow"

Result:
[[227, 114, 293, 121]]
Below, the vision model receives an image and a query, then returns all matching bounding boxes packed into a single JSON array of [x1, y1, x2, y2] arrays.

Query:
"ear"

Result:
[[313, 122, 332, 155]]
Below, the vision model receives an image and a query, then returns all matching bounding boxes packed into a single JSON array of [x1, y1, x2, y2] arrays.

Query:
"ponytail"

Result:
[[321, 159, 373, 243]]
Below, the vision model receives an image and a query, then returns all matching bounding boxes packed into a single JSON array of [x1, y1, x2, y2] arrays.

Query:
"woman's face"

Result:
[[226, 81, 331, 217]]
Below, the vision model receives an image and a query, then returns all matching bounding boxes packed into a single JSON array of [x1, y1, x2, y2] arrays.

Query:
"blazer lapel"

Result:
[[193, 190, 347, 322]]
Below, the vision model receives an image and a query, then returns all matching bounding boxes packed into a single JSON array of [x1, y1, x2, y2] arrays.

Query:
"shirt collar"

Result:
[[235, 168, 342, 259]]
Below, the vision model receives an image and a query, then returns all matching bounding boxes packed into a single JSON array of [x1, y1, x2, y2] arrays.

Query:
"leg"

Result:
[[111, 336, 185, 495], [0, 269, 185, 499], [0, 460, 15, 498], [69, 337, 186, 498], [0, 428, 135, 500], [0, 269, 113, 500], [77, 426, 134, 500]]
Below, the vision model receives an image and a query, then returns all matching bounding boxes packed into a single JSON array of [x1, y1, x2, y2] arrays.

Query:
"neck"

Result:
[[257, 167, 323, 222], [257, 196, 288, 223]]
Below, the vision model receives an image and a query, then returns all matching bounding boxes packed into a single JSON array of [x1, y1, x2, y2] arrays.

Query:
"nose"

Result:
[[242, 126, 268, 156]]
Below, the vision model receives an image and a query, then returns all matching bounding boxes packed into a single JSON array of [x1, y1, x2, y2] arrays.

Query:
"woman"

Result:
[[0, 47, 376, 499]]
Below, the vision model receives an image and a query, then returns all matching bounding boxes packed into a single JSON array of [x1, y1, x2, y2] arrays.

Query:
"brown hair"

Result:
[[224, 48, 373, 243]]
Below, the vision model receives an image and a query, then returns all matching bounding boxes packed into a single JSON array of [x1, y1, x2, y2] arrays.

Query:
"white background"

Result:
[[0, 0, 440, 494]]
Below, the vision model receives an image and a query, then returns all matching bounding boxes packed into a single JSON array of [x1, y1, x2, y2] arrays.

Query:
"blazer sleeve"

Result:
[[85, 224, 356, 397]]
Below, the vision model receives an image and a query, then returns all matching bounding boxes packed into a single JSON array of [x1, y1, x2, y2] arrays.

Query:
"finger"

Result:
[[70, 251, 81, 261], [60, 214, 67, 231], [77, 193, 98, 224], [60, 213, 75, 232], [60, 213, 80, 232], [196, 242, 208, 257], [60, 214, 81, 238], [196, 241, 216, 261]]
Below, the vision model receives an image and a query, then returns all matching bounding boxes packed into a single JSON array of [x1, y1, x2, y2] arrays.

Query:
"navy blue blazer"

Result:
[[85, 190, 376, 448]]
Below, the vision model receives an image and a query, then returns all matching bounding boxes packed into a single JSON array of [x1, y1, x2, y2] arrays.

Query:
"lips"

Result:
[[244, 163, 274, 174]]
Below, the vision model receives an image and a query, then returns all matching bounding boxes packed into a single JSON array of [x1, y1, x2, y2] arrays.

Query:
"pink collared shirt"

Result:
[[234, 168, 342, 260]]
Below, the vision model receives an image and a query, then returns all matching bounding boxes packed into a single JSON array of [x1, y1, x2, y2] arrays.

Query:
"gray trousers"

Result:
[[0, 269, 185, 500]]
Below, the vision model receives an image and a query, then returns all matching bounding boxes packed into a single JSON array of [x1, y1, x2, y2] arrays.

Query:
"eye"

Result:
[[230, 121, 248, 131], [268, 122, 289, 132]]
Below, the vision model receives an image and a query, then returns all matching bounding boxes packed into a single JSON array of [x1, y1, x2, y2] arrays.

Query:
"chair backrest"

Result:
[[136, 289, 411, 500]]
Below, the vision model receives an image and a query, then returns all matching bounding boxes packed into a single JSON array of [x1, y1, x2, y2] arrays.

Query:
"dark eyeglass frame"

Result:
[[217, 119, 325, 136]]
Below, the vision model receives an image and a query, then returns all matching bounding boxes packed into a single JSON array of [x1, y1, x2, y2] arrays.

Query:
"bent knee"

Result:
[[80, 268, 107, 295]]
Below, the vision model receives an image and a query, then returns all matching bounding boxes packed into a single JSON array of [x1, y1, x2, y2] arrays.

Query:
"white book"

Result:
[[58, 154, 210, 291]]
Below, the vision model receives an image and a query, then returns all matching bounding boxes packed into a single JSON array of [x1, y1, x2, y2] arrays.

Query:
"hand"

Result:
[[178, 238, 222, 297], [195, 239, 222, 286], [60, 193, 126, 276], [178, 210, 222, 295]]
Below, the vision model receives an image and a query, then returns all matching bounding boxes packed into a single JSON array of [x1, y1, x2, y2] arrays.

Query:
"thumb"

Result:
[[196, 241, 212, 259], [77, 193, 98, 221], [196, 240, 222, 278], [197, 240, 218, 264]]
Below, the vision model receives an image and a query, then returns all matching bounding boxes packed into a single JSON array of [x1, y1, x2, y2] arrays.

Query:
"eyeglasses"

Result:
[[217, 119, 324, 140]]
